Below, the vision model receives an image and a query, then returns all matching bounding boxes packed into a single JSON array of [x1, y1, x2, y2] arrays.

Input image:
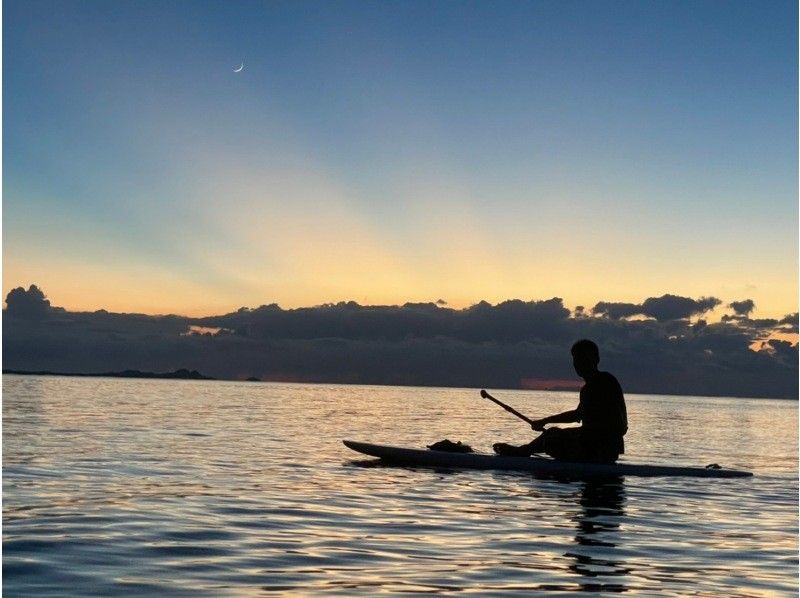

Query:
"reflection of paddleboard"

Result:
[[343, 440, 753, 479]]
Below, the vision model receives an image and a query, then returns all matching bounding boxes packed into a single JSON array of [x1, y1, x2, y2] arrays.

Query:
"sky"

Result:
[[4, 0, 798, 318]]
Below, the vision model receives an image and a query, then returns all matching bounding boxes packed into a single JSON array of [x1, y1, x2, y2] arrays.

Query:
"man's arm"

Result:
[[530, 409, 580, 431], [493, 408, 582, 456]]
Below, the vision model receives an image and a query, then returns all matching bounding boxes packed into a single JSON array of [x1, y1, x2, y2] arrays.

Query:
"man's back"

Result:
[[578, 371, 627, 455]]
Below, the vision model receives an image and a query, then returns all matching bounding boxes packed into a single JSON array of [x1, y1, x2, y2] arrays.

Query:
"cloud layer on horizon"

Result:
[[3, 285, 797, 399]]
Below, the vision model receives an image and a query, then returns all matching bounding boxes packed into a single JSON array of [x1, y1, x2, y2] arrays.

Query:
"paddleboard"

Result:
[[343, 440, 752, 478]]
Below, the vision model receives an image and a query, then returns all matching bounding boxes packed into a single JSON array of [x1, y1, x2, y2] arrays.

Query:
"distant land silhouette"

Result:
[[2, 368, 214, 380], [3, 285, 797, 399]]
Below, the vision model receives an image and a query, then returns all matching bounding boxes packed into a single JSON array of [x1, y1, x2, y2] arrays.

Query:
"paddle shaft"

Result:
[[481, 391, 536, 426]]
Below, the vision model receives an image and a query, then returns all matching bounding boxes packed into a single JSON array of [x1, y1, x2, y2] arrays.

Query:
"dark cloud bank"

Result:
[[3, 285, 797, 399]]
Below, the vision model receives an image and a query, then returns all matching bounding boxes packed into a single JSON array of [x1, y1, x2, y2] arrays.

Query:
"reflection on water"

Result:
[[3, 376, 798, 595], [567, 479, 629, 592]]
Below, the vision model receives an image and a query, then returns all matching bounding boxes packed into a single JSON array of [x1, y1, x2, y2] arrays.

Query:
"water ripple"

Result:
[[3, 376, 797, 595]]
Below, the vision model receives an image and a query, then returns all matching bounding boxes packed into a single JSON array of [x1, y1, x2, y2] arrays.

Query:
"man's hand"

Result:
[[530, 418, 547, 431]]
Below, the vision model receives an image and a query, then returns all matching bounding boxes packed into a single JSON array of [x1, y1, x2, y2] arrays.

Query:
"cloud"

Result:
[[640, 294, 721, 321], [4, 285, 54, 319], [3, 287, 797, 399], [729, 299, 755, 316], [745, 318, 779, 330], [591, 302, 641, 320], [592, 294, 722, 322], [721, 315, 780, 330], [765, 339, 798, 365], [779, 313, 799, 333]]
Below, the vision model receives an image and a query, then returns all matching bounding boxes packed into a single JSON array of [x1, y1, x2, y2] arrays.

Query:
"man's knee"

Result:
[[541, 426, 563, 439], [542, 428, 584, 461]]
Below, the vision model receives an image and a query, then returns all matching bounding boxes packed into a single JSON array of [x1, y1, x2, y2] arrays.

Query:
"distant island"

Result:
[[2, 368, 216, 381]]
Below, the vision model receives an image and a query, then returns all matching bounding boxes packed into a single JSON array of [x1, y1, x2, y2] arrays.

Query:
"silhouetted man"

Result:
[[493, 339, 627, 463]]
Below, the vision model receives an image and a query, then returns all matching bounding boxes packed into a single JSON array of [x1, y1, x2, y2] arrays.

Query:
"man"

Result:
[[493, 339, 627, 463]]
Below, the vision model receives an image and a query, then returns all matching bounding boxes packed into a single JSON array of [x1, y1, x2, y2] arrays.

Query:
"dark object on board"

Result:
[[427, 439, 474, 453]]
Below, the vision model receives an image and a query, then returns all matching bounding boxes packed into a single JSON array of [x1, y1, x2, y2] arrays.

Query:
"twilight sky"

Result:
[[4, 0, 797, 317]]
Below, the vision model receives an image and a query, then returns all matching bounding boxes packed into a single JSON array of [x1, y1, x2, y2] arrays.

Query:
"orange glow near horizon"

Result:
[[2, 266, 797, 327]]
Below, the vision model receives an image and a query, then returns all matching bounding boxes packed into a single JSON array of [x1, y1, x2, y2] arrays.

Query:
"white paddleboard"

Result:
[[343, 440, 752, 478]]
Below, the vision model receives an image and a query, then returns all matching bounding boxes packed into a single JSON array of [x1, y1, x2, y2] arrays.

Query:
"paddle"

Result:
[[479, 389, 537, 427]]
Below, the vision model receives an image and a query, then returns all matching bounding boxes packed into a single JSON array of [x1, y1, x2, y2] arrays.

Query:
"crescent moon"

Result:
[[234, 63, 244, 73]]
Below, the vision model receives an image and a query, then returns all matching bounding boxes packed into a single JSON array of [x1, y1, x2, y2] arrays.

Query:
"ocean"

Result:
[[3, 375, 797, 595]]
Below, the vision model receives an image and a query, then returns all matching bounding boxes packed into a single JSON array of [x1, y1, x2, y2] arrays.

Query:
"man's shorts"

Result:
[[541, 427, 618, 463]]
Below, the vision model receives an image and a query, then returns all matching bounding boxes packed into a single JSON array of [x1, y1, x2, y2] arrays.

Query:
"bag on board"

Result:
[[426, 439, 474, 453]]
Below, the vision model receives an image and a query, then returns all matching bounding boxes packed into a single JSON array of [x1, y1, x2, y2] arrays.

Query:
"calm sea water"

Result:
[[3, 375, 797, 596]]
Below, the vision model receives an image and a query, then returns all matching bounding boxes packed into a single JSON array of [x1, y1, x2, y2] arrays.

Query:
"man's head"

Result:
[[571, 339, 600, 379]]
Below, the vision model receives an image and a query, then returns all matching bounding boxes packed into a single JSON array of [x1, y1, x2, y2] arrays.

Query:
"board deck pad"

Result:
[[343, 440, 753, 478]]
